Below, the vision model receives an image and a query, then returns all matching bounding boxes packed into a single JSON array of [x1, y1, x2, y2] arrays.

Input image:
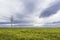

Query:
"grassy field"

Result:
[[0, 28, 60, 40]]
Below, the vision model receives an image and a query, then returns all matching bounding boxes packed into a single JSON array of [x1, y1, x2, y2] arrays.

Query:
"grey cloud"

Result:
[[43, 21, 60, 27], [12, 0, 38, 26], [39, 1, 60, 18], [22, 0, 38, 13], [25, 2, 35, 12]]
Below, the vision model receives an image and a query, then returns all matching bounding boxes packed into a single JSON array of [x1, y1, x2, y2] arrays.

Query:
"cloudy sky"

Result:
[[0, 0, 60, 27]]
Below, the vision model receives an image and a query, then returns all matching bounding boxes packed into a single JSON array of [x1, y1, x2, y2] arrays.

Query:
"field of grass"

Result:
[[0, 28, 60, 40]]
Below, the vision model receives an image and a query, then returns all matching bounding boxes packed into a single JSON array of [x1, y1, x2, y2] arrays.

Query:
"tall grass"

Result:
[[0, 28, 60, 40]]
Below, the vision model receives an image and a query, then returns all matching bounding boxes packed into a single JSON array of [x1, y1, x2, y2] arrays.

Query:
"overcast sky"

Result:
[[0, 0, 60, 27]]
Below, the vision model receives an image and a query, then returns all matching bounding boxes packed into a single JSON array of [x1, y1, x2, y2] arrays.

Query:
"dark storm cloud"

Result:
[[40, 1, 60, 18]]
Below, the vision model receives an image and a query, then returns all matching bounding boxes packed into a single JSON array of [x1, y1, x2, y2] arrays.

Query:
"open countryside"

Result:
[[0, 28, 60, 40]]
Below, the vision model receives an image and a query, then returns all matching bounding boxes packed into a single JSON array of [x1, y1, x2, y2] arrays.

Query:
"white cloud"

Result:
[[0, 0, 24, 22], [0, 0, 60, 27], [32, 0, 60, 26], [32, 0, 54, 26], [46, 10, 60, 23]]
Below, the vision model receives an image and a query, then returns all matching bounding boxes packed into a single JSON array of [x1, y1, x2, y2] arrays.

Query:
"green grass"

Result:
[[0, 28, 60, 40]]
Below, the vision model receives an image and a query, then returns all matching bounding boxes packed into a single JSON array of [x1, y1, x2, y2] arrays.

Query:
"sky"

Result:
[[0, 0, 60, 27]]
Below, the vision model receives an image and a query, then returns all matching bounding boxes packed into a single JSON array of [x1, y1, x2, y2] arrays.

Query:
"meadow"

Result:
[[0, 28, 60, 40]]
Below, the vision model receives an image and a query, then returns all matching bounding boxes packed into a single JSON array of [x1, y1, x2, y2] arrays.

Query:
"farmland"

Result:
[[0, 28, 60, 40]]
